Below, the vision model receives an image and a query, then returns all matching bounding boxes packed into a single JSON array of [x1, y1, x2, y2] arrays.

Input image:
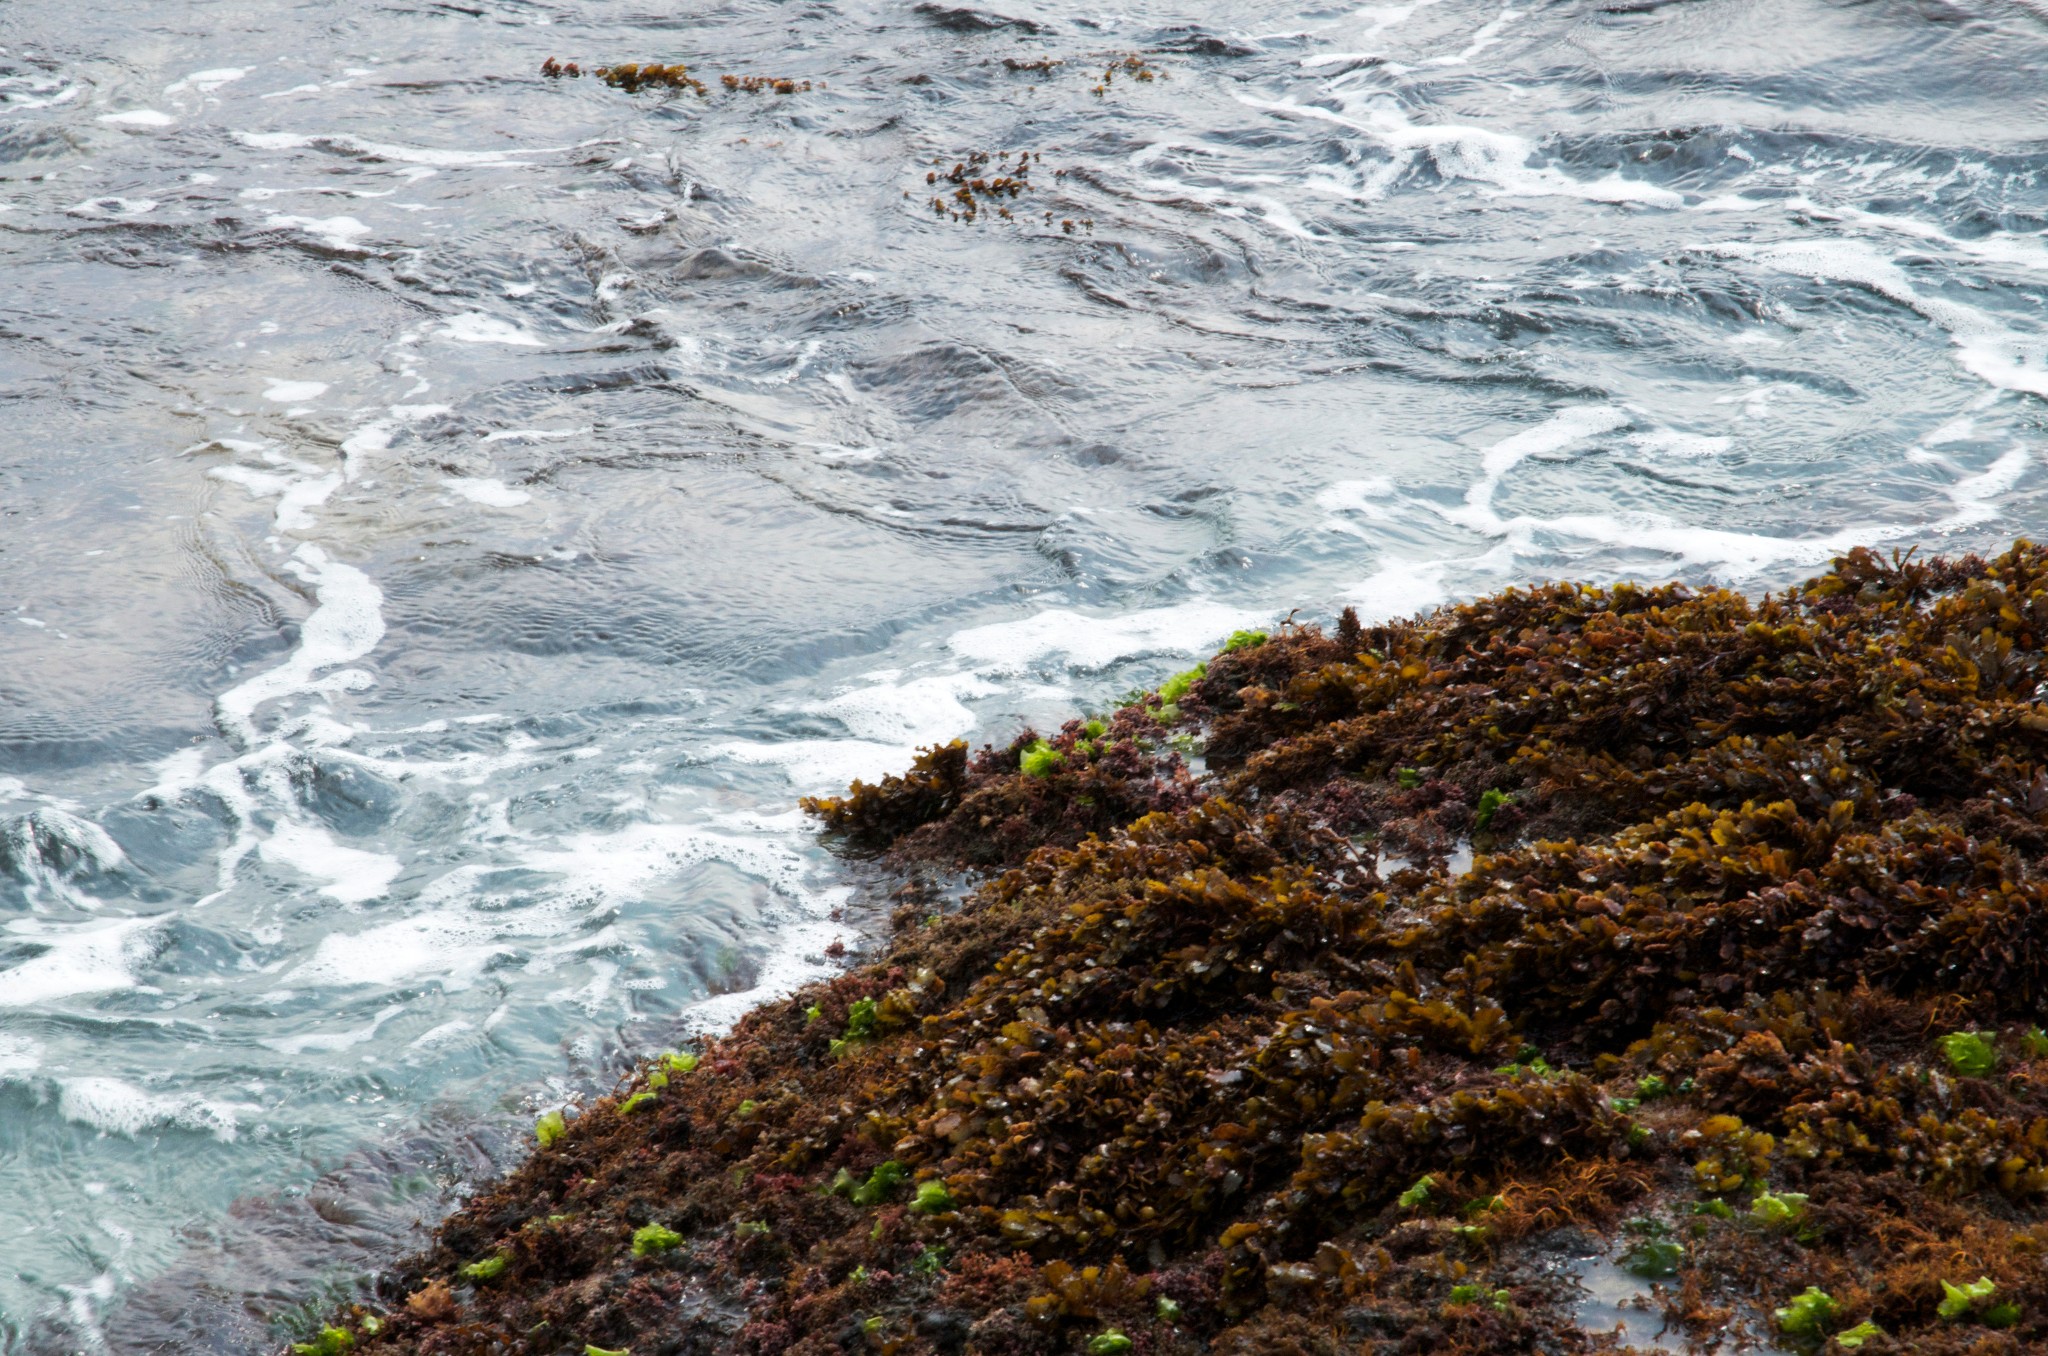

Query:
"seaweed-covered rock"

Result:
[[322, 544, 2048, 1356]]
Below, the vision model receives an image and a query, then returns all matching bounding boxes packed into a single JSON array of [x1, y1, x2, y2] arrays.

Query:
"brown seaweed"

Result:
[[309, 543, 2048, 1355]]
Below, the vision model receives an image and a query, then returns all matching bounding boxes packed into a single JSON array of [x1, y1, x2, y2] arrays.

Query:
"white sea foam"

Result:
[[68, 197, 158, 217], [1709, 238, 2048, 397], [408, 1019, 476, 1049], [1345, 557, 1449, 620], [289, 819, 838, 994], [209, 457, 341, 533], [481, 427, 585, 443], [1317, 478, 1398, 523], [289, 907, 519, 989], [678, 912, 852, 1033], [440, 313, 543, 346], [443, 476, 532, 507], [214, 543, 385, 746], [0, 1033, 40, 1075], [264, 213, 372, 251], [713, 671, 1001, 788], [272, 473, 343, 532], [165, 67, 248, 96], [1243, 94, 1683, 208], [262, 379, 328, 402], [137, 748, 209, 804], [950, 601, 1263, 672], [236, 131, 565, 165], [0, 916, 165, 1008], [1631, 429, 1734, 457], [1415, 401, 2031, 580], [4, 807, 128, 878], [1942, 443, 2032, 526], [339, 421, 396, 475], [520, 822, 819, 906], [1443, 404, 1632, 534], [1300, 0, 1449, 62], [97, 109, 174, 128], [56, 1076, 246, 1141], [814, 672, 997, 746], [261, 1003, 405, 1054], [6, 83, 79, 109], [717, 737, 933, 791], [1925, 416, 1977, 446], [257, 819, 400, 904], [1429, 3, 1520, 65], [1787, 198, 2048, 277]]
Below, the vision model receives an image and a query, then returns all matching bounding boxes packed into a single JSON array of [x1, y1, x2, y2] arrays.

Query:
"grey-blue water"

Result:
[[4, 0, 2048, 1348]]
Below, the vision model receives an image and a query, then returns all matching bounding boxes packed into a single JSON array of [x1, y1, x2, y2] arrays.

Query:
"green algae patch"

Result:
[[289, 1327, 354, 1356], [1620, 1235, 1683, 1279], [1749, 1189, 1809, 1233], [1396, 1175, 1436, 1209], [1939, 1030, 1999, 1077], [317, 544, 2048, 1356], [835, 1158, 908, 1207], [460, 1254, 507, 1283], [1776, 1286, 1838, 1340], [1938, 1276, 2019, 1326], [1472, 786, 1509, 832], [1018, 737, 1062, 778], [630, 1223, 682, 1257], [1155, 661, 1205, 707]]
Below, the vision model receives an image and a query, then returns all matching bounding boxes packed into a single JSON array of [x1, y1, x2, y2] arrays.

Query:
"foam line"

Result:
[[56, 1076, 246, 1141], [285, 820, 845, 996], [1443, 404, 1632, 534], [236, 131, 567, 165], [1708, 238, 2048, 398], [213, 544, 385, 747], [950, 601, 1263, 672], [260, 1003, 406, 1055], [98, 110, 174, 127], [1240, 94, 1683, 208], [1787, 198, 2048, 276], [1419, 405, 2031, 580]]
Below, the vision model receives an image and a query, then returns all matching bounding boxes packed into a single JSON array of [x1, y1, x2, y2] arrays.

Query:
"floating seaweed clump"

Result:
[[539, 59, 819, 97], [721, 74, 814, 94], [595, 63, 707, 95], [315, 543, 2048, 1355], [919, 149, 1043, 223], [1092, 54, 1165, 95]]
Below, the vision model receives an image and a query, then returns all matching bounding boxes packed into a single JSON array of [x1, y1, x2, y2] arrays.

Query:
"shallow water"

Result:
[[4, 0, 2048, 1348]]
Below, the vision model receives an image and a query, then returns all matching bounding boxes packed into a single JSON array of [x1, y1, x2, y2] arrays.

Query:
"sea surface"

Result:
[[4, 0, 2048, 1348]]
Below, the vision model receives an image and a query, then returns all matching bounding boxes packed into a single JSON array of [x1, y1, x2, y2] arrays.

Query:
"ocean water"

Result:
[[3, 0, 2048, 1348]]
